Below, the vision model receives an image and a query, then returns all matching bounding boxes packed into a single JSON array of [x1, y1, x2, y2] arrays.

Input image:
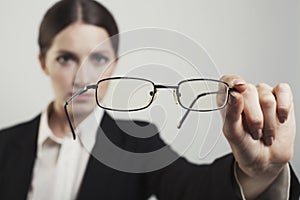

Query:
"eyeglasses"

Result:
[[64, 77, 232, 140]]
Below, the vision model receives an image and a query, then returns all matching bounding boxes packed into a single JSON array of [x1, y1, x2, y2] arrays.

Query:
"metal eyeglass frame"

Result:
[[64, 77, 233, 140]]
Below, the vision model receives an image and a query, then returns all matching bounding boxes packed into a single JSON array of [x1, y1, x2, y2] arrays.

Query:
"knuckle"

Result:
[[274, 83, 293, 99], [276, 83, 291, 93], [220, 75, 227, 81], [220, 74, 244, 84], [247, 83, 257, 92], [275, 83, 293, 112], [256, 83, 271, 91], [260, 94, 276, 108], [248, 117, 263, 129], [246, 112, 264, 132], [220, 75, 231, 83], [222, 125, 240, 144]]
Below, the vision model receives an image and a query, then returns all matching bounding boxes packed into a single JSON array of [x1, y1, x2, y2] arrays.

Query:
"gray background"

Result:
[[0, 0, 299, 178]]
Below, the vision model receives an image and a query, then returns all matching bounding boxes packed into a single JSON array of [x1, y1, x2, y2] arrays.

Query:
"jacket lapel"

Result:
[[76, 111, 153, 200], [76, 111, 116, 200]]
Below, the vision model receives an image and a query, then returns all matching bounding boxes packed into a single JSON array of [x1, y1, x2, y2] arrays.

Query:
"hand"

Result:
[[220, 75, 295, 199]]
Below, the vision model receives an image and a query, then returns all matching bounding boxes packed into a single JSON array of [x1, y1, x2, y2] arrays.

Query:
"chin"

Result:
[[71, 102, 96, 122]]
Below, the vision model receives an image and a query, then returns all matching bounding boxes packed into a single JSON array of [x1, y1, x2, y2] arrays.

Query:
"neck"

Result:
[[48, 101, 71, 138]]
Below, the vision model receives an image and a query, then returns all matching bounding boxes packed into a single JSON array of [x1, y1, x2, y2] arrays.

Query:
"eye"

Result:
[[56, 54, 77, 66], [90, 53, 109, 66]]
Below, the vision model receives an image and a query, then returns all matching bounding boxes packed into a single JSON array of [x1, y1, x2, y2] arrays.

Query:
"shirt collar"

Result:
[[37, 103, 104, 156], [76, 106, 104, 152], [37, 104, 61, 158]]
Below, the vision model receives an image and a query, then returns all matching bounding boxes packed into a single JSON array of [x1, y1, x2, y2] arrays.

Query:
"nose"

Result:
[[73, 64, 90, 89]]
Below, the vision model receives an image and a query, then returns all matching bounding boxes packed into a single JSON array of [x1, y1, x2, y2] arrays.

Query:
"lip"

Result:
[[69, 92, 94, 102]]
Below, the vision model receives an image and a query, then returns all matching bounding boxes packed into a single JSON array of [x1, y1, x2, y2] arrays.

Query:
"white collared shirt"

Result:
[[27, 105, 103, 200]]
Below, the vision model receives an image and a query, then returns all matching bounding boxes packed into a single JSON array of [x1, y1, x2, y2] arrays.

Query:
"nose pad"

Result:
[[149, 89, 157, 103], [173, 90, 179, 105]]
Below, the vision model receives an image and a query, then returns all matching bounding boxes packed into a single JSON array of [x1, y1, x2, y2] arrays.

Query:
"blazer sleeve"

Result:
[[145, 152, 300, 200], [144, 153, 240, 200], [141, 133, 300, 200]]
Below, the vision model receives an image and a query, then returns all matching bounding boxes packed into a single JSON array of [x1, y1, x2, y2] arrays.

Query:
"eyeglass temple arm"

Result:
[[64, 84, 98, 140], [177, 90, 229, 129]]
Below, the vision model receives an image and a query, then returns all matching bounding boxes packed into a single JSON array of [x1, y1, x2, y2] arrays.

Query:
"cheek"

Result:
[[44, 54, 77, 97], [93, 62, 116, 81], [50, 69, 74, 92], [100, 64, 116, 80], [96, 81, 109, 101]]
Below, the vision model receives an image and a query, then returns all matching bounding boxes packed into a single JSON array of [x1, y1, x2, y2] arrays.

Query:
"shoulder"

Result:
[[0, 115, 41, 135], [0, 115, 41, 145]]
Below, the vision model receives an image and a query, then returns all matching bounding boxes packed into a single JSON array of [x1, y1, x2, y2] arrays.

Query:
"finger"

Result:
[[257, 83, 277, 146], [273, 83, 293, 123], [221, 75, 264, 140], [222, 90, 245, 143], [219, 75, 247, 119], [243, 83, 264, 140], [220, 75, 249, 143], [220, 74, 247, 93]]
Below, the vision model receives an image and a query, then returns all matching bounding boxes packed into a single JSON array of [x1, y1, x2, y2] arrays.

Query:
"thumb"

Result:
[[223, 82, 247, 142], [225, 90, 244, 122]]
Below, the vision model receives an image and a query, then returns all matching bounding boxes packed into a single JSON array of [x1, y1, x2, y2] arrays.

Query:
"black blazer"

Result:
[[0, 112, 299, 200]]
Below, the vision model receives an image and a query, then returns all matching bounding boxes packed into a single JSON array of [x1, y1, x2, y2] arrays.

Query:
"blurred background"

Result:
[[0, 0, 299, 177]]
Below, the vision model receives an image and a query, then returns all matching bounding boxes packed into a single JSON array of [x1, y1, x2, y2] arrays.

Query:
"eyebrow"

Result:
[[56, 49, 113, 57], [90, 49, 114, 57], [56, 49, 78, 56]]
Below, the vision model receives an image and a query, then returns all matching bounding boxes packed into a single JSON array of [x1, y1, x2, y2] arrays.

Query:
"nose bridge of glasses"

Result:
[[155, 85, 178, 89], [153, 85, 179, 104]]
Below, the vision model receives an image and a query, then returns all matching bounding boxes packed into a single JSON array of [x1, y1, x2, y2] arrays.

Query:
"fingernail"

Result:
[[279, 115, 287, 123], [253, 129, 262, 140], [232, 79, 246, 86], [265, 136, 273, 146]]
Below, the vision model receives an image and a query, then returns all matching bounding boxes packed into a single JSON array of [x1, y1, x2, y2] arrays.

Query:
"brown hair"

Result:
[[38, 0, 119, 59]]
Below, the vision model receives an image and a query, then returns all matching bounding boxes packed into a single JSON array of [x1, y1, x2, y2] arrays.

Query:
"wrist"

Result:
[[238, 161, 286, 179], [236, 162, 288, 199]]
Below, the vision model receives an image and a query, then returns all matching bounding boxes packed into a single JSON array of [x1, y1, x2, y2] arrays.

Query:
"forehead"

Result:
[[50, 23, 114, 55]]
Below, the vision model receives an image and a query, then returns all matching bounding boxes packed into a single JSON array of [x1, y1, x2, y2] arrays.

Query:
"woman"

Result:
[[0, 0, 299, 199]]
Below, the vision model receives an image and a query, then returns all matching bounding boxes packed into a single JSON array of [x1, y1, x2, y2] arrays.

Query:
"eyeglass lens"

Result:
[[96, 78, 229, 112], [178, 80, 229, 111], [96, 78, 155, 111]]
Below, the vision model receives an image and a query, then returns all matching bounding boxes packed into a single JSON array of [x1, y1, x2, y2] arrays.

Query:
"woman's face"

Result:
[[40, 23, 117, 116]]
